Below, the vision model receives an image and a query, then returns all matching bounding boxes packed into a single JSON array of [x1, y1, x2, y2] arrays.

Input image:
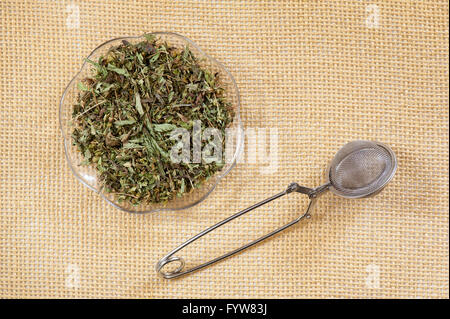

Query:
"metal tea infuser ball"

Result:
[[156, 140, 397, 279]]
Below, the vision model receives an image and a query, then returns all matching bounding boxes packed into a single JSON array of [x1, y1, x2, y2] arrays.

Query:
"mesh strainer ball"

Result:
[[328, 141, 397, 198]]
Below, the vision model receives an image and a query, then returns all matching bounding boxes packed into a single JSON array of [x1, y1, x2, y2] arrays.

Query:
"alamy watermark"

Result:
[[66, 3, 80, 29], [365, 264, 380, 289], [365, 4, 380, 28], [65, 264, 80, 288], [166, 121, 279, 174]]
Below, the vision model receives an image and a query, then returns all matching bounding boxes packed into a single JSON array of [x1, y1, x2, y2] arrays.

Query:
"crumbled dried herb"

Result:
[[71, 34, 234, 205]]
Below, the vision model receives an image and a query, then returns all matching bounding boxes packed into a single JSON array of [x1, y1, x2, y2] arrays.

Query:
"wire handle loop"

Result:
[[156, 182, 329, 279]]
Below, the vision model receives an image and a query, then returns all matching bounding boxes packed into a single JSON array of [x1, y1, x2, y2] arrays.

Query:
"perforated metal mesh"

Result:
[[328, 141, 396, 198]]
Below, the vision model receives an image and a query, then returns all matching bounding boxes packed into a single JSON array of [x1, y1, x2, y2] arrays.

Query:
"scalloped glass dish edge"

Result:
[[59, 32, 243, 214]]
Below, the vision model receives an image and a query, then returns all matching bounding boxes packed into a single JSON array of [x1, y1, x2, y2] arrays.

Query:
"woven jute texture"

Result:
[[0, 0, 448, 298]]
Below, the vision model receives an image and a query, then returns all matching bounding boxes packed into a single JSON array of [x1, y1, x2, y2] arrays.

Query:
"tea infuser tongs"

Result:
[[156, 140, 397, 279]]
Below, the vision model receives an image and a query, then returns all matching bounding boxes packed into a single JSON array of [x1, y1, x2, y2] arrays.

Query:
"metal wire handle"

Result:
[[156, 182, 330, 279]]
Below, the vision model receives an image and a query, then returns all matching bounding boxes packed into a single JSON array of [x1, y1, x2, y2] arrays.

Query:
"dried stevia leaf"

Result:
[[134, 92, 144, 116], [153, 123, 177, 132], [71, 35, 234, 205]]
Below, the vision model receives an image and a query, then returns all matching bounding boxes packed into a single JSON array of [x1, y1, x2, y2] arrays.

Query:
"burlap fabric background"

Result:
[[0, 0, 448, 298]]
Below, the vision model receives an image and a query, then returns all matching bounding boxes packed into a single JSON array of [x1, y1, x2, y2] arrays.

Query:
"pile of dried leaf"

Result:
[[71, 34, 234, 205]]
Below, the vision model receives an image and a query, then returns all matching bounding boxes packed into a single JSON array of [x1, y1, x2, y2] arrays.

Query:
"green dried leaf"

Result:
[[77, 82, 88, 91], [135, 92, 144, 116], [84, 58, 107, 76], [153, 123, 177, 132], [114, 119, 136, 126], [149, 52, 160, 63], [107, 64, 129, 77], [143, 33, 155, 42], [122, 142, 143, 149]]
